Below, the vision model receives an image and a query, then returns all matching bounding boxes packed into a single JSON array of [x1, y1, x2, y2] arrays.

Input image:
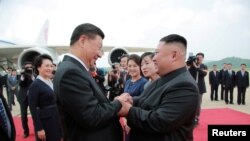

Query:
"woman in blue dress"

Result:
[[123, 54, 148, 141], [28, 54, 62, 141], [124, 54, 148, 97]]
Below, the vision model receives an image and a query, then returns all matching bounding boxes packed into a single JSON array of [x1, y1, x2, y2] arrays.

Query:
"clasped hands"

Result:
[[115, 93, 133, 117]]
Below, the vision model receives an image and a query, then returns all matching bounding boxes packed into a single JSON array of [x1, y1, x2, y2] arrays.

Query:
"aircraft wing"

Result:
[[0, 44, 155, 69]]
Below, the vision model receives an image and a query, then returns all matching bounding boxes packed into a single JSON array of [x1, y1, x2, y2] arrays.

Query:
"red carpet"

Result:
[[13, 108, 250, 141], [13, 116, 35, 141], [194, 108, 250, 141]]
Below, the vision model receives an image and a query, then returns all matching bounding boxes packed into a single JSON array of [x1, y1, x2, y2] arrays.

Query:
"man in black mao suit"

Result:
[[0, 75, 16, 141], [118, 34, 199, 141], [209, 65, 220, 101], [235, 64, 249, 105], [53, 23, 130, 141]]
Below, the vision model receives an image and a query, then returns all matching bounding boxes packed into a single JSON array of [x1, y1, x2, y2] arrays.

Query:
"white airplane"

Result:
[[0, 20, 154, 71]]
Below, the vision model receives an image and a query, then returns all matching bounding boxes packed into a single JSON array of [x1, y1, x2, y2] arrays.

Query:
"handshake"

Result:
[[115, 93, 133, 117]]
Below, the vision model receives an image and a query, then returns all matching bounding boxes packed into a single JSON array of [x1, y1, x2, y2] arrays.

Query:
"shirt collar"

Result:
[[64, 53, 89, 71], [157, 67, 187, 87]]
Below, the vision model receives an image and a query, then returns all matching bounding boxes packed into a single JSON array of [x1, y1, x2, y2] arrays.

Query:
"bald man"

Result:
[[118, 34, 199, 141]]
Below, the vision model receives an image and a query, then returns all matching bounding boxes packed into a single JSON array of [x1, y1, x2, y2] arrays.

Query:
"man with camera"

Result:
[[108, 62, 124, 101], [187, 52, 208, 126], [17, 61, 35, 138]]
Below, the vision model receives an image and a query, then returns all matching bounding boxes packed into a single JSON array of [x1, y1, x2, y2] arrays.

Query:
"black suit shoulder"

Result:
[[127, 70, 199, 141], [53, 56, 123, 141]]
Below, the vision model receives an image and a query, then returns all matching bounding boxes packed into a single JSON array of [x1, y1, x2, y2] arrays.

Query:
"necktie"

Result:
[[0, 99, 9, 136]]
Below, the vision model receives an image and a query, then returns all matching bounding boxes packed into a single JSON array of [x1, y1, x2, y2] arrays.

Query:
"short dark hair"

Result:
[[33, 54, 53, 75], [196, 52, 204, 58], [140, 52, 155, 65], [241, 63, 246, 66], [7, 67, 12, 70], [160, 34, 187, 48], [70, 23, 105, 46], [23, 61, 33, 69], [120, 54, 129, 60]]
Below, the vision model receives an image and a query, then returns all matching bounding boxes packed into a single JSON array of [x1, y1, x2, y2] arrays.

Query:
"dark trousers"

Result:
[[8, 90, 16, 111], [210, 85, 218, 100], [225, 87, 234, 104], [19, 99, 29, 135], [237, 86, 246, 105], [6, 89, 10, 106], [220, 85, 225, 100], [195, 94, 203, 121]]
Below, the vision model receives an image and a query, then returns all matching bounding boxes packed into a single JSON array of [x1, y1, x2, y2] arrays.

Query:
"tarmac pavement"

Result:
[[3, 76, 250, 117]]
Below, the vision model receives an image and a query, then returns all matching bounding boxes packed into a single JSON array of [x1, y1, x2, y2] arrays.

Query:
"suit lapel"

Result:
[[63, 55, 109, 101]]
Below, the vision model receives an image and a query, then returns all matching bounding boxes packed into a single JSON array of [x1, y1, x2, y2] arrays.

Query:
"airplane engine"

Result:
[[17, 47, 58, 69], [108, 47, 129, 66]]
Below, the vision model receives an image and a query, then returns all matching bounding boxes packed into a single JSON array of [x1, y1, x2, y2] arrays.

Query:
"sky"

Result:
[[0, 0, 250, 64]]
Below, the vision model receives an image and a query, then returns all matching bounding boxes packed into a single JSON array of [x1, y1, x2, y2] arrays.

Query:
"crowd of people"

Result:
[[0, 23, 249, 141]]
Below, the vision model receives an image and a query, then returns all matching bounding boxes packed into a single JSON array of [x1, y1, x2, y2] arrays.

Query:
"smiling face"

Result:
[[120, 56, 128, 70], [81, 35, 103, 68], [37, 59, 53, 79], [128, 59, 141, 78], [153, 42, 174, 76], [141, 55, 158, 78]]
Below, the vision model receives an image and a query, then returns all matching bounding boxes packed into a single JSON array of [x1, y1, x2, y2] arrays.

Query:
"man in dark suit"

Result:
[[209, 65, 220, 101], [53, 23, 130, 141], [6, 69, 19, 111], [118, 34, 199, 141], [188, 52, 208, 126], [223, 63, 235, 104], [218, 63, 227, 100], [17, 62, 34, 138], [4, 67, 12, 108], [235, 64, 249, 105], [0, 74, 16, 141]]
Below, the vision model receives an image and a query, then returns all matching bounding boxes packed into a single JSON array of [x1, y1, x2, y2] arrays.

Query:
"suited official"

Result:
[[53, 23, 128, 141], [223, 63, 235, 104], [119, 34, 199, 141], [218, 63, 227, 100], [6, 69, 19, 111], [208, 65, 220, 101], [235, 64, 249, 105], [0, 78, 16, 141]]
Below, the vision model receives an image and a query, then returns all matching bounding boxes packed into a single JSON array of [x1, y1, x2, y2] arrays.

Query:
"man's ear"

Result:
[[79, 35, 88, 47]]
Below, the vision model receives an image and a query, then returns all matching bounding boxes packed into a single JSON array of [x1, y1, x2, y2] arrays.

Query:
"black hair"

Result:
[[160, 34, 187, 48], [241, 64, 246, 66], [196, 52, 204, 58], [24, 61, 33, 67], [120, 54, 129, 60], [128, 54, 142, 75], [140, 52, 155, 65], [128, 54, 141, 66], [33, 54, 53, 75], [70, 23, 105, 46]]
